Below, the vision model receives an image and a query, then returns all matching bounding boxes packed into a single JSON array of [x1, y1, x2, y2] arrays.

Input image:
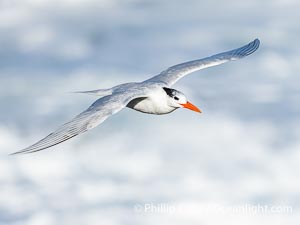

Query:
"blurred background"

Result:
[[0, 0, 299, 224]]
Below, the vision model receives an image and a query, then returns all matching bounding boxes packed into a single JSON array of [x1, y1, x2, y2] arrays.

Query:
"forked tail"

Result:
[[71, 88, 113, 97]]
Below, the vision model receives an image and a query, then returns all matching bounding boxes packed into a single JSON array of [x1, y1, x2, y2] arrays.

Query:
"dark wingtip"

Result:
[[235, 38, 261, 58], [254, 38, 260, 47], [251, 38, 260, 54], [247, 38, 260, 54], [9, 150, 26, 156]]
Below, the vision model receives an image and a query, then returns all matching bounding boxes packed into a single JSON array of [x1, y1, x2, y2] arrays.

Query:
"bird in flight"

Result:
[[12, 39, 260, 155]]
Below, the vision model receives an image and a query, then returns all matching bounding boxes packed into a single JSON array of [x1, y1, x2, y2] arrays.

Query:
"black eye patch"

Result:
[[163, 87, 174, 97], [174, 96, 179, 100]]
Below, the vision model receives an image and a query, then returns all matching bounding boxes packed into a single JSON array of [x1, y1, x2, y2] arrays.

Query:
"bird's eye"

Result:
[[174, 96, 179, 101]]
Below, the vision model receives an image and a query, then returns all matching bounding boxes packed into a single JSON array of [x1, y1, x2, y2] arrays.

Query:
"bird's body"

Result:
[[126, 82, 176, 114], [11, 39, 260, 155]]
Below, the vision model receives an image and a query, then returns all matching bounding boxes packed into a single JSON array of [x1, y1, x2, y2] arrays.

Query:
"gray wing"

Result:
[[148, 39, 260, 86], [11, 91, 143, 155]]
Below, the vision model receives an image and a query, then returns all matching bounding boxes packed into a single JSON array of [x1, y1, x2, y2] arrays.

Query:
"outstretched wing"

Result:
[[11, 91, 144, 155], [148, 39, 260, 86]]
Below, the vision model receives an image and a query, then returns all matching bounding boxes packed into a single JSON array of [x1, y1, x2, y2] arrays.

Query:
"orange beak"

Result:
[[180, 101, 202, 113]]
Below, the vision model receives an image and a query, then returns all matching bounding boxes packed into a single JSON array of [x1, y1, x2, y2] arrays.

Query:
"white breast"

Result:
[[126, 88, 176, 115]]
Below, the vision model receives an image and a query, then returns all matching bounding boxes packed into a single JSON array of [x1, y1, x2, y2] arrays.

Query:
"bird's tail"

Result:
[[71, 88, 113, 97]]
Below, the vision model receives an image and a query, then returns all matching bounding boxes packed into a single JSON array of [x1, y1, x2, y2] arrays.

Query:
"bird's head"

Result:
[[163, 87, 201, 113]]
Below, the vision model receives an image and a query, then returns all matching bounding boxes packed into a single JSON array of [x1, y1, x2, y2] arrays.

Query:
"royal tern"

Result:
[[12, 39, 260, 154]]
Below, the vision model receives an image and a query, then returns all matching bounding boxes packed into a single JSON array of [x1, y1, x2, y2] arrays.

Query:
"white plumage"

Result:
[[12, 39, 260, 154]]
